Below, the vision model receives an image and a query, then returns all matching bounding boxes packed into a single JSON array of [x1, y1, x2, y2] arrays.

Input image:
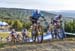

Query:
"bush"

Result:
[[12, 20, 23, 31], [23, 22, 31, 30]]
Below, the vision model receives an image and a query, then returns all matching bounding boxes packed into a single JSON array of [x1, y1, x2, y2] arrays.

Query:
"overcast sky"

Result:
[[0, 0, 75, 11]]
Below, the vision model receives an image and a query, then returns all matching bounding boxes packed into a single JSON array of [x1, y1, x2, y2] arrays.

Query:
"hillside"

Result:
[[0, 8, 74, 23], [0, 8, 56, 22], [49, 10, 75, 18]]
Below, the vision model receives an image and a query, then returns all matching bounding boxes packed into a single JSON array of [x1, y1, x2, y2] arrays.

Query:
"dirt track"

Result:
[[0, 38, 75, 51]]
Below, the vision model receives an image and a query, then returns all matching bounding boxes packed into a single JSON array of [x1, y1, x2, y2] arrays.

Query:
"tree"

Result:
[[12, 20, 23, 31], [65, 20, 75, 33], [23, 22, 31, 29]]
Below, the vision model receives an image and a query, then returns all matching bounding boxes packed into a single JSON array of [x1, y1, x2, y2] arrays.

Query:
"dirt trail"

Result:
[[0, 38, 75, 51]]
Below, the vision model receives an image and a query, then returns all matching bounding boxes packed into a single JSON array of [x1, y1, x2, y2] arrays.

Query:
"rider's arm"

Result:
[[40, 14, 46, 21], [42, 17, 46, 21]]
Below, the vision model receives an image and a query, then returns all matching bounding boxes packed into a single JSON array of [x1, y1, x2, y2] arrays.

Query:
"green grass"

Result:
[[0, 32, 9, 39], [0, 31, 45, 39], [0, 43, 7, 48], [0, 32, 32, 39]]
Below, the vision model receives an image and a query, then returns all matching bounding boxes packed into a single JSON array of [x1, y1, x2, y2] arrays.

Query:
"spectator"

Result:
[[21, 28, 28, 42], [10, 29, 17, 41]]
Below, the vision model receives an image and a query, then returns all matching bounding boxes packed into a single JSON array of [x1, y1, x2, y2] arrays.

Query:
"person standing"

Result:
[[21, 28, 28, 42], [10, 29, 17, 43]]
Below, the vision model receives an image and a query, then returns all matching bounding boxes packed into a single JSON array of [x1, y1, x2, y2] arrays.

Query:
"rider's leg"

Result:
[[57, 29, 61, 39], [32, 34, 33, 41], [40, 32, 43, 43], [51, 30, 54, 39], [34, 35, 36, 42], [36, 32, 40, 43], [57, 28, 64, 40], [60, 28, 65, 39], [54, 29, 57, 39], [34, 31, 38, 42], [12, 35, 16, 44], [22, 34, 25, 42], [32, 32, 35, 42]]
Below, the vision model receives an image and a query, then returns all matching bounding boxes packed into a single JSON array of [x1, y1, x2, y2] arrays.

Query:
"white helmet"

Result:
[[33, 9, 40, 14]]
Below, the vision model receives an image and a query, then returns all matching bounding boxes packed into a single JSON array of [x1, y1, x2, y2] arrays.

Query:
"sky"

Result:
[[0, 0, 75, 11]]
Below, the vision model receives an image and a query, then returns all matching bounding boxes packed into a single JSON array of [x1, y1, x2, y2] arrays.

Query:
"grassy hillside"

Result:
[[0, 8, 56, 22]]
